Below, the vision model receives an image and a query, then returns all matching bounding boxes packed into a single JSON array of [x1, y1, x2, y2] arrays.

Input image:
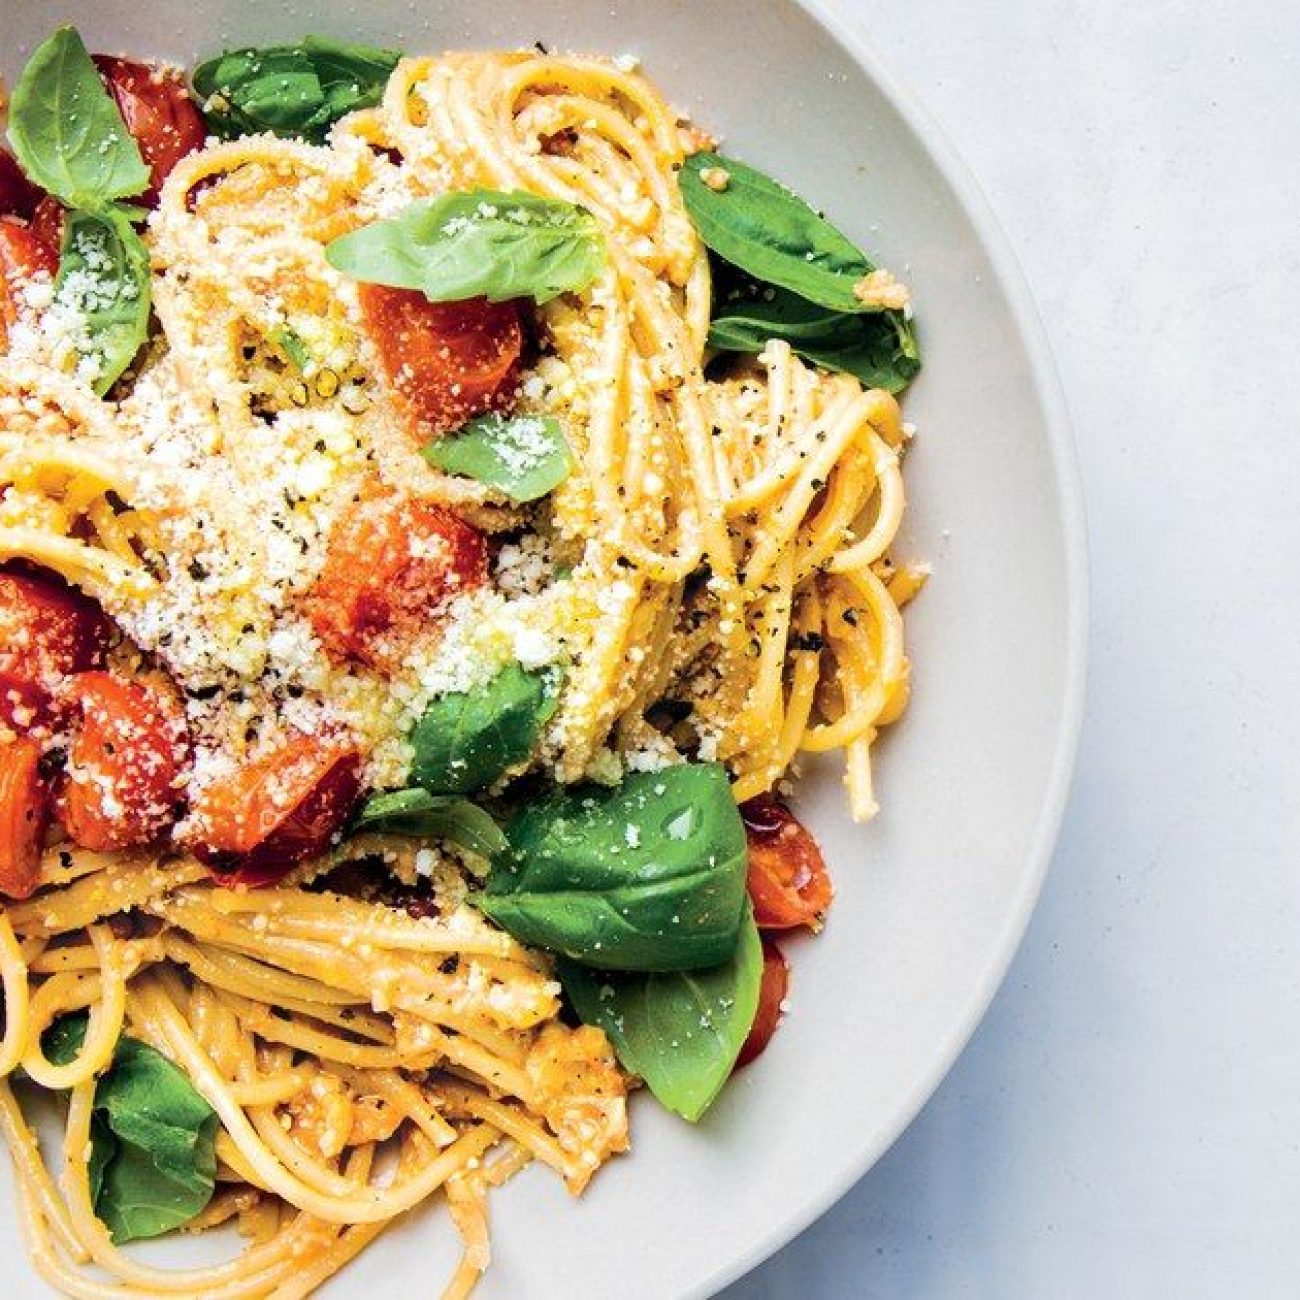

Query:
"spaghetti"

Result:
[[0, 37, 922, 1299]]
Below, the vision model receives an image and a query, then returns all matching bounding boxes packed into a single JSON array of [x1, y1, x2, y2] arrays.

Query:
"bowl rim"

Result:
[[686, 3, 1091, 1295]]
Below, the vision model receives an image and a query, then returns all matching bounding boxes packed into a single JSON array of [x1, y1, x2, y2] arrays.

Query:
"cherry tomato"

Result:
[[357, 287, 522, 437], [735, 938, 789, 1070], [0, 737, 50, 900], [92, 56, 206, 206], [190, 736, 362, 887], [0, 570, 112, 732], [29, 196, 66, 256], [0, 221, 59, 344], [60, 672, 190, 852], [304, 484, 488, 672], [740, 794, 834, 930], [0, 151, 42, 221]]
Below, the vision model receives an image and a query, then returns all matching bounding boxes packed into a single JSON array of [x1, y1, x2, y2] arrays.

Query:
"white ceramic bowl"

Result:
[[2, 1, 1087, 1295]]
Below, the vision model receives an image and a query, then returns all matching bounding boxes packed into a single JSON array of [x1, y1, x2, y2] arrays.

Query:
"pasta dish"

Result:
[[0, 28, 923, 1298]]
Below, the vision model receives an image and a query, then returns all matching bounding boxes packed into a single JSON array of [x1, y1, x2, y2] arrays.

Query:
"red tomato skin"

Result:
[[0, 737, 50, 900], [0, 151, 42, 221], [60, 672, 191, 852], [740, 794, 834, 931], [304, 485, 488, 672], [0, 571, 112, 732], [735, 939, 790, 1069], [190, 738, 362, 888], [357, 287, 523, 437], [92, 55, 206, 206], [0, 221, 59, 341], [29, 196, 66, 256]]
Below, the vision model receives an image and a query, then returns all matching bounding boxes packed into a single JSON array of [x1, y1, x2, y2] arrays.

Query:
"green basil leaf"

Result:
[[192, 36, 399, 143], [43, 1012, 90, 1065], [326, 190, 606, 305], [682, 151, 889, 314], [40, 1014, 217, 1243], [710, 273, 920, 394], [54, 207, 152, 396], [478, 763, 748, 971], [351, 787, 509, 861], [87, 1113, 114, 1206], [423, 413, 573, 503], [560, 903, 762, 1120], [302, 35, 402, 124], [94, 1037, 218, 1242], [193, 48, 323, 139], [410, 663, 559, 795], [7, 27, 150, 210]]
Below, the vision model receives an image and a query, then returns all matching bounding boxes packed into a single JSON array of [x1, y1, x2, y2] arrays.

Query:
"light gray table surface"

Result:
[[727, 0, 1300, 1296]]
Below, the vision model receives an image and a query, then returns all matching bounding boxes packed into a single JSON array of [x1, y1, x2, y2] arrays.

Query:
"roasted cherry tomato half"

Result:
[[28, 195, 66, 256], [0, 737, 51, 900], [357, 287, 522, 437], [0, 570, 112, 732], [740, 793, 834, 930], [0, 150, 43, 221], [304, 483, 488, 672], [92, 55, 206, 206], [0, 221, 59, 345], [59, 672, 190, 853], [735, 938, 790, 1070], [191, 735, 362, 887]]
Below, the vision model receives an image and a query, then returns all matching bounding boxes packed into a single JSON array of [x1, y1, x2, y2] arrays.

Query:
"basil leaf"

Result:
[[7, 27, 150, 210], [43, 1013, 90, 1064], [193, 48, 323, 139], [351, 787, 509, 861], [710, 272, 920, 394], [301, 35, 402, 123], [43, 1015, 217, 1242], [192, 36, 400, 143], [424, 413, 573, 503], [681, 151, 886, 314], [410, 663, 558, 795], [54, 207, 152, 396], [478, 763, 748, 971], [326, 190, 606, 305], [560, 904, 762, 1120], [87, 1113, 114, 1206]]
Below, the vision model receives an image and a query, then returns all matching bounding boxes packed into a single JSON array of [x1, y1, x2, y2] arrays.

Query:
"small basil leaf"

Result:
[[193, 48, 323, 139], [192, 36, 399, 143], [709, 272, 920, 394], [7, 27, 150, 210], [682, 151, 888, 314], [93, 1037, 217, 1242], [351, 788, 509, 861], [478, 763, 748, 971], [302, 35, 402, 124], [54, 207, 152, 395], [795, 316, 921, 394], [410, 663, 558, 795], [88, 1113, 114, 1206], [39, 1014, 217, 1242], [43, 1011, 90, 1064], [326, 190, 606, 305], [560, 904, 762, 1121], [424, 413, 573, 503]]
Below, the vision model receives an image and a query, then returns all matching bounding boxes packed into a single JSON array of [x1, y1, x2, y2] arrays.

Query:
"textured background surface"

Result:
[[728, 0, 1300, 1295]]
